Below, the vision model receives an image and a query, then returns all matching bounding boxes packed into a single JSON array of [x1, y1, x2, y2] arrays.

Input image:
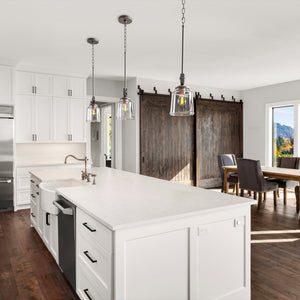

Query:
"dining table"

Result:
[[223, 165, 300, 213]]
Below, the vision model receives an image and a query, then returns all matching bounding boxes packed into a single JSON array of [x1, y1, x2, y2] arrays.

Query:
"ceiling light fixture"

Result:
[[116, 15, 135, 121], [170, 0, 194, 117], [86, 37, 101, 123]]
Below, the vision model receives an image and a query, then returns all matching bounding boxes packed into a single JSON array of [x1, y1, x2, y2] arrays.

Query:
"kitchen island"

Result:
[[30, 167, 255, 300]]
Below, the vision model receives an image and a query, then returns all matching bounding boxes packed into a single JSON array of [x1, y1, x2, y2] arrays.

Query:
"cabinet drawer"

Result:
[[77, 209, 112, 253], [77, 233, 112, 291], [77, 256, 109, 300]]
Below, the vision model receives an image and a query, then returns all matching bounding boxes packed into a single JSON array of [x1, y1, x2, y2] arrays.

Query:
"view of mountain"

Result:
[[275, 123, 294, 138]]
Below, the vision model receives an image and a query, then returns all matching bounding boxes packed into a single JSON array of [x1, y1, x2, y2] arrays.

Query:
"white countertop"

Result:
[[30, 167, 256, 231]]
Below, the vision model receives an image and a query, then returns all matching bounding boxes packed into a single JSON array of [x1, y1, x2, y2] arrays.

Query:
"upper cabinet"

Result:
[[0, 66, 12, 104], [15, 71, 87, 143], [16, 71, 52, 96], [53, 76, 85, 98]]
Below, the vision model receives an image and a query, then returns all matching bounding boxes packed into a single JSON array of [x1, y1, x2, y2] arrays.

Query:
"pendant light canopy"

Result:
[[116, 15, 135, 121], [86, 37, 101, 123], [170, 0, 194, 117]]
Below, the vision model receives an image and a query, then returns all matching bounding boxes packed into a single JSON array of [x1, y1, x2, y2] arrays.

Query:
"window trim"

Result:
[[266, 101, 298, 167]]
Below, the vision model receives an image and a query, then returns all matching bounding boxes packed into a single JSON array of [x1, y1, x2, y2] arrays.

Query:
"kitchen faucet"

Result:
[[64, 155, 89, 181]]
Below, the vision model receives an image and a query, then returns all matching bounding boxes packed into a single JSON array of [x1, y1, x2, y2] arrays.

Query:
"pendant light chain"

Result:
[[92, 42, 95, 101], [180, 0, 186, 85], [123, 20, 128, 97]]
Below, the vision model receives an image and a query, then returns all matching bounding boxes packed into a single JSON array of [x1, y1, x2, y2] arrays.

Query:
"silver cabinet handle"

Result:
[[35, 86, 37, 94], [70, 134, 72, 141], [70, 89, 72, 96], [32, 86, 35, 94], [32, 134, 35, 141], [0, 179, 12, 184]]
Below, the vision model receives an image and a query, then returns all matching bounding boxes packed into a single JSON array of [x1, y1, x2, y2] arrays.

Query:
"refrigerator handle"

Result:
[[0, 179, 12, 184]]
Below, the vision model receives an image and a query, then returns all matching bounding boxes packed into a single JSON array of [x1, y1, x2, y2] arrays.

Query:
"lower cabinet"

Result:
[[30, 175, 58, 263], [76, 207, 251, 300]]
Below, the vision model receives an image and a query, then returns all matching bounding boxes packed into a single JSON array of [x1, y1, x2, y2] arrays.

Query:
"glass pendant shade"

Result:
[[170, 85, 194, 116], [116, 97, 135, 120], [86, 102, 100, 122]]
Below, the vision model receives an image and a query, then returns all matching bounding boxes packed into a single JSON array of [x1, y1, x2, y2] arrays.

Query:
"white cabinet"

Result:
[[191, 217, 249, 300], [35, 96, 52, 141], [15, 95, 52, 142], [0, 66, 12, 104], [69, 99, 86, 142], [43, 211, 51, 248], [53, 98, 86, 142], [53, 76, 85, 98], [50, 214, 59, 261], [53, 98, 69, 141], [15, 71, 87, 143], [16, 71, 52, 96]]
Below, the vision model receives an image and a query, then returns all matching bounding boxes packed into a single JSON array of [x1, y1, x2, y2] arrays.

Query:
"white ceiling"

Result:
[[1, 0, 300, 90]]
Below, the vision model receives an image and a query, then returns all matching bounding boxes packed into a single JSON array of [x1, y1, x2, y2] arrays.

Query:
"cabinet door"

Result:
[[53, 76, 69, 97], [53, 98, 69, 141], [43, 211, 51, 248], [0, 66, 12, 104], [50, 214, 59, 262], [120, 229, 189, 300], [192, 217, 247, 300], [35, 96, 52, 142], [69, 77, 85, 98], [69, 99, 86, 142], [16, 190, 30, 205], [15, 95, 34, 142], [35, 74, 52, 96], [16, 71, 34, 95]]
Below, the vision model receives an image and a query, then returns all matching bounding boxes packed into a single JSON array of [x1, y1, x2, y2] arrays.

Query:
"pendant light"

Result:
[[170, 0, 194, 117], [116, 15, 135, 120], [86, 37, 101, 123]]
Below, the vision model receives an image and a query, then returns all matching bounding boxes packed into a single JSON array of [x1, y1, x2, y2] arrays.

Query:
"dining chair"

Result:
[[237, 158, 278, 210], [218, 154, 239, 195], [267, 156, 299, 205]]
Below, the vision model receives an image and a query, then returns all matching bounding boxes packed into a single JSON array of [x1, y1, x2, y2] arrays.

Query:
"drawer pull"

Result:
[[82, 222, 96, 232], [83, 288, 93, 300], [36, 184, 39, 188], [31, 212, 35, 218], [36, 192, 39, 195], [31, 194, 36, 198], [30, 180, 35, 183], [83, 250, 97, 263]]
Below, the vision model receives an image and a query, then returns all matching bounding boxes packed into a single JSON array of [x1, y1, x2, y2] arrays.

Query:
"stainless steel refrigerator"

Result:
[[0, 105, 14, 211]]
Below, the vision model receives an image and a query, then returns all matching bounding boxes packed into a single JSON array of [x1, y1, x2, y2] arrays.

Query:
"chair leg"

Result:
[[263, 192, 267, 201], [241, 189, 244, 197], [283, 188, 287, 205], [232, 185, 236, 194], [254, 192, 257, 200], [257, 193, 262, 210], [248, 190, 252, 196], [273, 190, 277, 207], [277, 189, 280, 198], [236, 184, 239, 196]]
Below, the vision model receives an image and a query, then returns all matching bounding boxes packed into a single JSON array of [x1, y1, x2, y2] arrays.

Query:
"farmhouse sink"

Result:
[[40, 179, 84, 215]]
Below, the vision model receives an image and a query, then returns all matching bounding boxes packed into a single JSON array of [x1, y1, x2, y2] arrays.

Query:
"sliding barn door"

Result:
[[140, 93, 196, 185], [196, 100, 243, 188]]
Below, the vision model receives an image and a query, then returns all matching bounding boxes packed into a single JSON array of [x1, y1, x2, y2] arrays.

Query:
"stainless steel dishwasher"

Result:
[[53, 196, 76, 290]]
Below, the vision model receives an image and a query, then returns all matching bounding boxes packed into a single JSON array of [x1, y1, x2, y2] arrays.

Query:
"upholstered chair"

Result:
[[237, 158, 278, 210], [218, 154, 239, 195]]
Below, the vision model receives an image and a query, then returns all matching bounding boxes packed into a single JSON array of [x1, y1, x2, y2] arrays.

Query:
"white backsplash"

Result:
[[16, 143, 86, 167]]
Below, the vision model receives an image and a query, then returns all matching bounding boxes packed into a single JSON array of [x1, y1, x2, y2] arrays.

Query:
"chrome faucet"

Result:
[[64, 155, 89, 181]]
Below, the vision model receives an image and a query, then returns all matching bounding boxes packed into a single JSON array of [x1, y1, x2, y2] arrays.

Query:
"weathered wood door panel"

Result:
[[196, 100, 243, 188], [140, 93, 196, 185]]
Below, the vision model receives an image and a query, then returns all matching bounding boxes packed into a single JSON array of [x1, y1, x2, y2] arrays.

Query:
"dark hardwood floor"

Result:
[[250, 190, 300, 300], [0, 209, 78, 300], [0, 190, 299, 300]]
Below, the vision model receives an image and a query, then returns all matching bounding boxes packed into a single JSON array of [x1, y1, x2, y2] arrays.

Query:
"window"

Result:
[[272, 106, 294, 166]]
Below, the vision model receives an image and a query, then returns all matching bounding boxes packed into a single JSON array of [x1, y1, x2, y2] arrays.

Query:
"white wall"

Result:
[[241, 79, 300, 164]]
